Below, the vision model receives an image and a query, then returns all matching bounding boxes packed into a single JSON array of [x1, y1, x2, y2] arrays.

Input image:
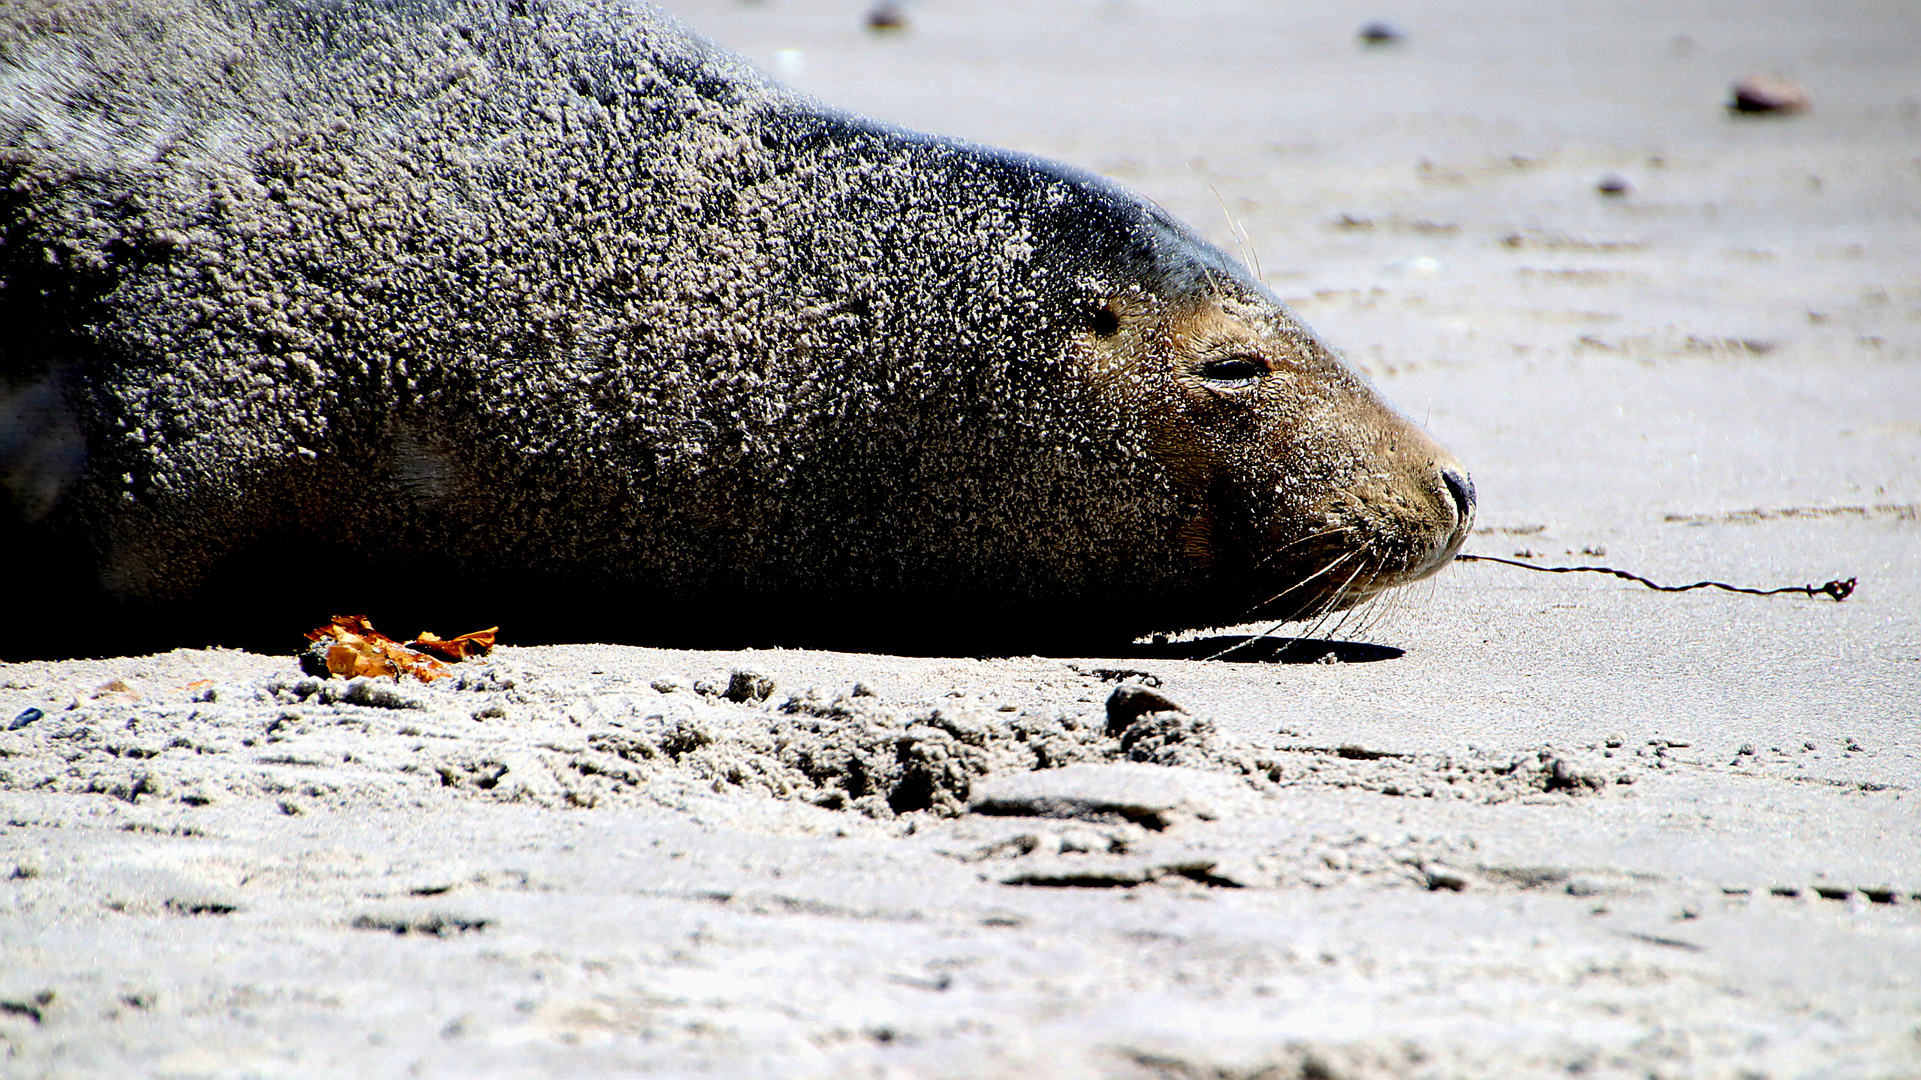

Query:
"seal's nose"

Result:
[[1442, 468, 1475, 525]]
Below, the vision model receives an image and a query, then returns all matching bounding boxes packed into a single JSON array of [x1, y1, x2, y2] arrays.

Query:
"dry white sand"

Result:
[[4, 0, 1919, 1076]]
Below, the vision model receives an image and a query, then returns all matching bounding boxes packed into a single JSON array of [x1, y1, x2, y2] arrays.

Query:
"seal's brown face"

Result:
[[1082, 287, 1474, 624]]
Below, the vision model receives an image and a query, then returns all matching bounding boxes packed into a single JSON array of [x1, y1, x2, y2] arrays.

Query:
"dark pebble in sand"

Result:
[[1104, 683, 1187, 735], [725, 669, 775, 703], [7, 708, 41, 731], [1596, 174, 1631, 196], [865, 1, 907, 31], [1358, 20, 1403, 44], [1730, 75, 1809, 114]]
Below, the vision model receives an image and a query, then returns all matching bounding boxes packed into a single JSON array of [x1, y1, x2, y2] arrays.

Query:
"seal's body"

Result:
[[1, 0, 1472, 655]]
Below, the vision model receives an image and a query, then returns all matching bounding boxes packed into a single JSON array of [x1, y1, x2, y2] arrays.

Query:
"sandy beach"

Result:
[[3, 0, 1918, 1076]]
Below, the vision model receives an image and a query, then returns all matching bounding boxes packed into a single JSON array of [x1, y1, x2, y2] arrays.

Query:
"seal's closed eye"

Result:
[[1198, 356, 1265, 386]]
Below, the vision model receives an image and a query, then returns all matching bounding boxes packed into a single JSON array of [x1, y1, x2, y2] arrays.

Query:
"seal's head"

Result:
[[1067, 217, 1474, 629]]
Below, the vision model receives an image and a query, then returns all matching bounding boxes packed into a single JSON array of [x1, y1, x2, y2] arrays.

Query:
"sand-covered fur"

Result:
[[1, 0, 1468, 656]]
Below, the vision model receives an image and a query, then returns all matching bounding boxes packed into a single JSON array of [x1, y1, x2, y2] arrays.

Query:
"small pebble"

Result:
[[725, 669, 775, 703], [1358, 20, 1403, 44], [1596, 173, 1631, 196], [91, 677, 140, 703], [1559, 868, 1605, 895], [8, 707, 42, 731], [865, 1, 907, 31], [1730, 75, 1809, 114]]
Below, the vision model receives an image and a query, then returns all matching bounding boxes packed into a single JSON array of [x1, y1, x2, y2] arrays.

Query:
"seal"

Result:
[[0, 0, 1473, 657]]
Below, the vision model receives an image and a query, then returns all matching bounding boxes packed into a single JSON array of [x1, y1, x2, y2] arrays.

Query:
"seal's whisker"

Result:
[[1205, 181, 1264, 286], [1250, 548, 1361, 614], [1206, 548, 1362, 661], [1395, 573, 1441, 625], [1343, 553, 1403, 640], [1279, 552, 1371, 656], [1202, 620, 1289, 661], [1333, 587, 1379, 641], [1311, 553, 1377, 644], [1286, 601, 1345, 658], [1366, 578, 1409, 636], [1254, 525, 1358, 572], [1347, 571, 1399, 640]]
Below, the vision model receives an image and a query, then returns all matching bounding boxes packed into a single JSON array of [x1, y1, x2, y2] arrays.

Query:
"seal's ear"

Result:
[[1087, 299, 1121, 338]]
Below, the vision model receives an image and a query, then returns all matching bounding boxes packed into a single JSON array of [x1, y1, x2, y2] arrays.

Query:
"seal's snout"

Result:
[[1414, 452, 1474, 572], [1442, 467, 1475, 524], [1427, 461, 1476, 570]]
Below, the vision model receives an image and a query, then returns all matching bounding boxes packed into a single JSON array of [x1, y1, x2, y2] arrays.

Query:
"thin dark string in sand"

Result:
[[1454, 554, 1856, 601], [1201, 555, 1856, 663]]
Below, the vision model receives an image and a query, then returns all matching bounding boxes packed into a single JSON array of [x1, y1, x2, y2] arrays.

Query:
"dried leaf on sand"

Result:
[[406, 627, 498, 662], [303, 615, 494, 683]]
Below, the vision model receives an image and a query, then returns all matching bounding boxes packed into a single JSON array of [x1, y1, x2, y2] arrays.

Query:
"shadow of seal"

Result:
[[0, 0, 1472, 657]]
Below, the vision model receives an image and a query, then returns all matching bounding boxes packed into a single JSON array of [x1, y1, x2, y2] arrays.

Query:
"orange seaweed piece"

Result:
[[304, 615, 451, 683], [406, 626, 498, 662]]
